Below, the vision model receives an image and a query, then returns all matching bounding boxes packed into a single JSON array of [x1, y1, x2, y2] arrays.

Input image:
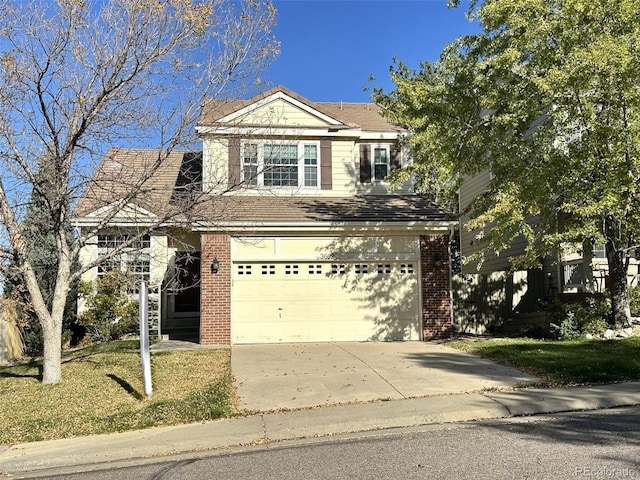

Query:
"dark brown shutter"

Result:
[[228, 137, 240, 189], [390, 144, 401, 171], [359, 144, 371, 183], [320, 139, 332, 190]]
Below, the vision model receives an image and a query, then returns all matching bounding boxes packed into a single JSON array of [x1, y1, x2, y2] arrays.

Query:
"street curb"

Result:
[[485, 381, 640, 416], [1, 383, 639, 476], [261, 394, 508, 441]]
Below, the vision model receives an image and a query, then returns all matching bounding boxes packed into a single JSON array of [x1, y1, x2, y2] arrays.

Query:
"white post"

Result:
[[139, 282, 153, 397]]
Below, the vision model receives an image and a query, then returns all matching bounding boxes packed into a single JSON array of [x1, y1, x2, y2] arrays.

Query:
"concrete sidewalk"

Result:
[[1, 382, 639, 476]]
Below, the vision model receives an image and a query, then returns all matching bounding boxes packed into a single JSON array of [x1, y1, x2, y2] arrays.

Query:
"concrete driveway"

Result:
[[231, 342, 538, 412]]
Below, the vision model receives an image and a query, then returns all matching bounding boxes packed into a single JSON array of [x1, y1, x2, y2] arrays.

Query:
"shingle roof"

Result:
[[74, 148, 198, 218], [191, 195, 453, 225], [198, 85, 404, 132], [74, 148, 452, 226]]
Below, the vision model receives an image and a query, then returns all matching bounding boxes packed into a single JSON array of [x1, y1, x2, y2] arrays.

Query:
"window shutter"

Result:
[[359, 144, 371, 183], [390, 144, 401, 171], [320, 139, 332, 190], [228, 137, 240, 188]]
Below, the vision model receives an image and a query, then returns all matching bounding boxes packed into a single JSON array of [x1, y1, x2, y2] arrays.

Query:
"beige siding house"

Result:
[[457, 169, 551, 334], [457, 168, 640, 335], [75, 86, 456, 344]]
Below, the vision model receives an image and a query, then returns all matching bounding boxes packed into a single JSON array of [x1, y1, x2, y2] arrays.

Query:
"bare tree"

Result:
[[0, 0, 278, 384]]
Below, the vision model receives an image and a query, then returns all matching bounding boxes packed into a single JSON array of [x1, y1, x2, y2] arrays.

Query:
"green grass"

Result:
[[0, 341, 236, 444], [449, 336, 640, 385]]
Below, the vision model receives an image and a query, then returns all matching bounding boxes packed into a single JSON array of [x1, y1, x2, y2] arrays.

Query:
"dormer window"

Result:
[[242, 141, 320, 188]]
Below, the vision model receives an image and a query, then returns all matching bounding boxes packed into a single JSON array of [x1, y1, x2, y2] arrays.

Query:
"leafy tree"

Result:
[[374, 0, 640, 328], [0, 0, 278, 383]]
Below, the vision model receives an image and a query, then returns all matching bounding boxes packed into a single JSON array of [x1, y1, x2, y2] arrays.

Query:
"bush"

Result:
[[570, 297, 610, 335], [552, 312, 581, 340], [0, 298, 25, 360], [548, 296, 610, 339], [1, 289, 43, 356], [546, 299, 567, 328], [629, 284, 640, 316], [77, 271, 139, 342]]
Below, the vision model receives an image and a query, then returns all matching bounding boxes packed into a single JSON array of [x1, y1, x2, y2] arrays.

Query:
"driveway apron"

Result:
[[231, 342, 538, 412]]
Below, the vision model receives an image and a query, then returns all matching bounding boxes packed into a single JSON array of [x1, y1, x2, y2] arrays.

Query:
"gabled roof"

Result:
[[198, 85, 404, 132]]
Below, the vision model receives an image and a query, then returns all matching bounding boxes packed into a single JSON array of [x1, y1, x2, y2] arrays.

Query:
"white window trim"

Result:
[[96, 233, 151, 283], [372, 144, 391, 183], [241, 140, 321, 189]]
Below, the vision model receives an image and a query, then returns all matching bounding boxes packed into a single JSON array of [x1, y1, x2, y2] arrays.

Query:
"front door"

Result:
[[164, 251, 201, 341]]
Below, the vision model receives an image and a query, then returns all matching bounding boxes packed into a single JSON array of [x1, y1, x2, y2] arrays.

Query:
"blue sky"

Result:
[[263, 0, 480, 102]]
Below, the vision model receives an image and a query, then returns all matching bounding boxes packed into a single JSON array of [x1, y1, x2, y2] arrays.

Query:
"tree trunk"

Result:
[[41, 318, 63, 384], [39, 231, 73, 385], [21, 230, 71, 385], [605, 220, 631, 329]]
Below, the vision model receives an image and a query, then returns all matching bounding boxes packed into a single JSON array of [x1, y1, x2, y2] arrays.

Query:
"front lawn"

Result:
[[0, 340, 236, 444], [449, 336, 640, 385]]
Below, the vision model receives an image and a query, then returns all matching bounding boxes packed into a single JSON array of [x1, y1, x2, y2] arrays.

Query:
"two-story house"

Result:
[[74, 86, 455, 345], [456, 169, 640, 335]]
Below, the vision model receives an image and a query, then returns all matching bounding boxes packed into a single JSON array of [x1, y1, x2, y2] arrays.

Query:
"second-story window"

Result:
[[360, 143, 400, 184], [374, 147, 389, 181], [241, 141, 320, 188], [304, 144, 318, 187], [243, 143, 259, 186], [264, 144, 298, 186]]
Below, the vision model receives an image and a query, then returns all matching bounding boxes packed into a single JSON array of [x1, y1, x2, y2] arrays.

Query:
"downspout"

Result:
[[448, 224, 455, 338]]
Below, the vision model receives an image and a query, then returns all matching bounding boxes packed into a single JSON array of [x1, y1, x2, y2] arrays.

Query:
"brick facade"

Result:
[[420, 235, 453, 340], [200, 234, 232, 345]]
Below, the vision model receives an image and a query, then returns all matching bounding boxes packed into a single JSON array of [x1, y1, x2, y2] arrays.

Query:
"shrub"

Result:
[[545, 299, 567, 328], [77, 271, 139, 342], [551, 312, 581, 340], [548, 296, 610, 339], [0, 298, 25, 360], [629, 284, 640, 316], [569, 297, 610, 335]]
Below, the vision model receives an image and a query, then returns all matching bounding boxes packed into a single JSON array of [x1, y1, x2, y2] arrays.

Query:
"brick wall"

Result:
[[200, 234, 231, 345], [420, 235, 453, 340]]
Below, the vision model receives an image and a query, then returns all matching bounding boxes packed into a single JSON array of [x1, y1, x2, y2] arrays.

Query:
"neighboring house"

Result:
[[74, 86, 456, 345], [455, 169, 640, 334]]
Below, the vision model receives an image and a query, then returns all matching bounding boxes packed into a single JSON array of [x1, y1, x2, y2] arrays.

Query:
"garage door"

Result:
[[232, 260, 421, 343]]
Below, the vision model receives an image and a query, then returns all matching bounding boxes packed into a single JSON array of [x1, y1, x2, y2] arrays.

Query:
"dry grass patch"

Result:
[[0, 340, 236, 444]]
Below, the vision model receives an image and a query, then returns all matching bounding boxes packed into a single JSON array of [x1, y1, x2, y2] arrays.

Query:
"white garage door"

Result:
[[232, 260, 421, 343]]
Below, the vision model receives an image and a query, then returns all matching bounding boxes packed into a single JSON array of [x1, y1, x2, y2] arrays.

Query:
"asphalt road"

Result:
[[17, 406, 640, 480]]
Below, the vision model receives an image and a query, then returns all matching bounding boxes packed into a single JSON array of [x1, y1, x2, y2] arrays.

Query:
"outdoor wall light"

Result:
[[433, 254, 443, 267], [211, 258, 220, 274]]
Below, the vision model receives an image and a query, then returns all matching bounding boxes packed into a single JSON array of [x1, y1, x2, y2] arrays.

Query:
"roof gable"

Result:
[[222, 95, 342, 128], [83, 201, 157, 223], [198, 86, 404, 133], [199, 86, 345, 129]]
